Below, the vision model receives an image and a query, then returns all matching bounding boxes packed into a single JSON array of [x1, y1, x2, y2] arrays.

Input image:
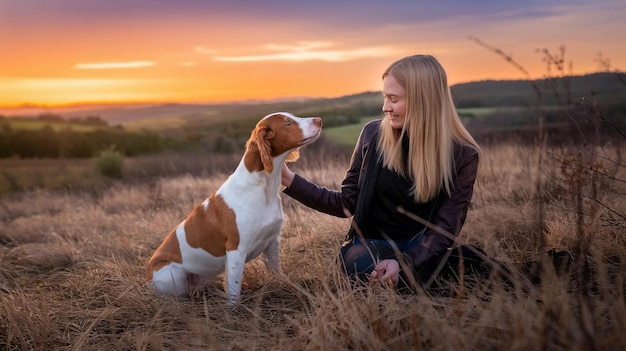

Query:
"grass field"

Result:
[[0, 152, 245, 195], [456, 107, 498, 117], [1, 139, 624, 350], [322, 116, 379, 146], [0, 120, 361, 195], [0, 158, 99, 194]]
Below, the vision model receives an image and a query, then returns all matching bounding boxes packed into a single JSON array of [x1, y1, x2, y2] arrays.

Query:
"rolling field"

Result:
[[0, 119, 359, 195], [1, 75, 625, 348], [322, 116, 379, 146], [1, 140, 625, 350]]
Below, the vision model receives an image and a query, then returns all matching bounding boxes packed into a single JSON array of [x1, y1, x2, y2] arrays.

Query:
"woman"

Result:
[[282, 54, 490, 292]]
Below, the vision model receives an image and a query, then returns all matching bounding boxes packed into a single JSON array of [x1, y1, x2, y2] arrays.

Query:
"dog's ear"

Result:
[[255, 127, 274, 173]]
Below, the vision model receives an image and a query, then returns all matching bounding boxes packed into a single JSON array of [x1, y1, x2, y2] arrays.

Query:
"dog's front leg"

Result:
[[225, 250, 246, 306], [262, 236, 281, 274]]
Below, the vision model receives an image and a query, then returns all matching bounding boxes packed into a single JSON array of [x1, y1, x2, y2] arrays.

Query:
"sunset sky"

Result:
[[1, 0, 625, 107]]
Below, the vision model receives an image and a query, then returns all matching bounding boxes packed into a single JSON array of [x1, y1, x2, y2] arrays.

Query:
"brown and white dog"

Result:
[[146, 112, 322, 305]]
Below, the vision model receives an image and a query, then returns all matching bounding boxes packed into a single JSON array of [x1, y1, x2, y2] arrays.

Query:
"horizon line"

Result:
[[0, 70, 616, 111]]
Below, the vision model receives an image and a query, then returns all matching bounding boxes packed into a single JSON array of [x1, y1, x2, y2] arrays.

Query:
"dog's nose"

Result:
[[312, 117, 322, 127]]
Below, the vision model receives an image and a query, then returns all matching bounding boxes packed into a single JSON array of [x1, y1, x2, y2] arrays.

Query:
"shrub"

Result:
[[95, 148, 124, 178]]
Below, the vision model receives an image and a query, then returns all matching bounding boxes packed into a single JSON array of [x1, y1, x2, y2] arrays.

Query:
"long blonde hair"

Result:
[[378, 54, 480, 202]]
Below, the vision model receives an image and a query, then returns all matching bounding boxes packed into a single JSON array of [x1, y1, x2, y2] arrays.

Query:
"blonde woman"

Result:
[[282, 54, 488, 292]]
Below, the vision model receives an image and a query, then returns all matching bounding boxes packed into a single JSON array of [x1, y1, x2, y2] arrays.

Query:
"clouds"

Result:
[[0, 0, 624, 106], [212, 41, 399, 62], [75, 61, 156, 70]]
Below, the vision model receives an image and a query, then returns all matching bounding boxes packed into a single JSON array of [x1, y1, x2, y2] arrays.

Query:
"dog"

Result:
[[146, 112, 322, 305]]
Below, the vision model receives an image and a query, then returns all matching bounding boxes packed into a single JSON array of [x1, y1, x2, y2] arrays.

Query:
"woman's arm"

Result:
[[402, 146, 479, 268], [282, 120, 380, 218]]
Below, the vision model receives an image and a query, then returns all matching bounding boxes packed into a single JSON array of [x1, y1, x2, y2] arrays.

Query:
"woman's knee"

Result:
[[339, 241, 378, 281]]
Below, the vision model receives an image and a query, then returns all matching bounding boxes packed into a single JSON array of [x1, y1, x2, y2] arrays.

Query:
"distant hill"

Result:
[[451, 72, 626, 108], [1, 72, 623, 129], [1, 72, 624, 156]]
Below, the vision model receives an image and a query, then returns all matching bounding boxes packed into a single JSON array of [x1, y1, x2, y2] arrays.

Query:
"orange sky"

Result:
[[1, 0, 625, 107]]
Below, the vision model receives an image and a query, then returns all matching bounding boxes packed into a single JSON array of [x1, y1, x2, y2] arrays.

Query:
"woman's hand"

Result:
[[370, 259, 400, 287], [281, 164, 295, 187]]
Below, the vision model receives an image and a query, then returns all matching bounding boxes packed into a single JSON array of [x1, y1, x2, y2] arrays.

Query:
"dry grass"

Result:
[[1, 142, 625, 351]]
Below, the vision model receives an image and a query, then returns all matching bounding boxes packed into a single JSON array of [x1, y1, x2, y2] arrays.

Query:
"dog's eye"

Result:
[[285, 120, 292, 126]]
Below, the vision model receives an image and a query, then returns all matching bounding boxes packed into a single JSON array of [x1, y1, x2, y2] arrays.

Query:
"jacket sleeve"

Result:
[[282, 120, 377, 217], [402, 146, 479, 268]]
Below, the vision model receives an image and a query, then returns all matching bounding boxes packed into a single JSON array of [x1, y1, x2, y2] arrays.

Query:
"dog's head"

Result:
[[245, 112, 322, 173]]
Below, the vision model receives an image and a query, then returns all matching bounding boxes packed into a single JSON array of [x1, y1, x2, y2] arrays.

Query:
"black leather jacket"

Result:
[[283, 119, 479, 269]]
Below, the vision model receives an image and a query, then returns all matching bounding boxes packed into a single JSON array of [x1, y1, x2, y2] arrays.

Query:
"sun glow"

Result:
[[0, 77, 174, 106], [0, 1, 623, 108]]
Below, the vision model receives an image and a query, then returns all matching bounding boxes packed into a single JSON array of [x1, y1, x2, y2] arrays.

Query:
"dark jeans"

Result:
[[339, 236, 494, 294]]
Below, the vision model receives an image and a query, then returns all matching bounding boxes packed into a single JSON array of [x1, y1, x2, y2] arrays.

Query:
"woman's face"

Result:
[[382, 75, 407, 130]]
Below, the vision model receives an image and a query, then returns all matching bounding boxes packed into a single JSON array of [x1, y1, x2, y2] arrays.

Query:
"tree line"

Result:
[[0, 115, 186, 158]]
